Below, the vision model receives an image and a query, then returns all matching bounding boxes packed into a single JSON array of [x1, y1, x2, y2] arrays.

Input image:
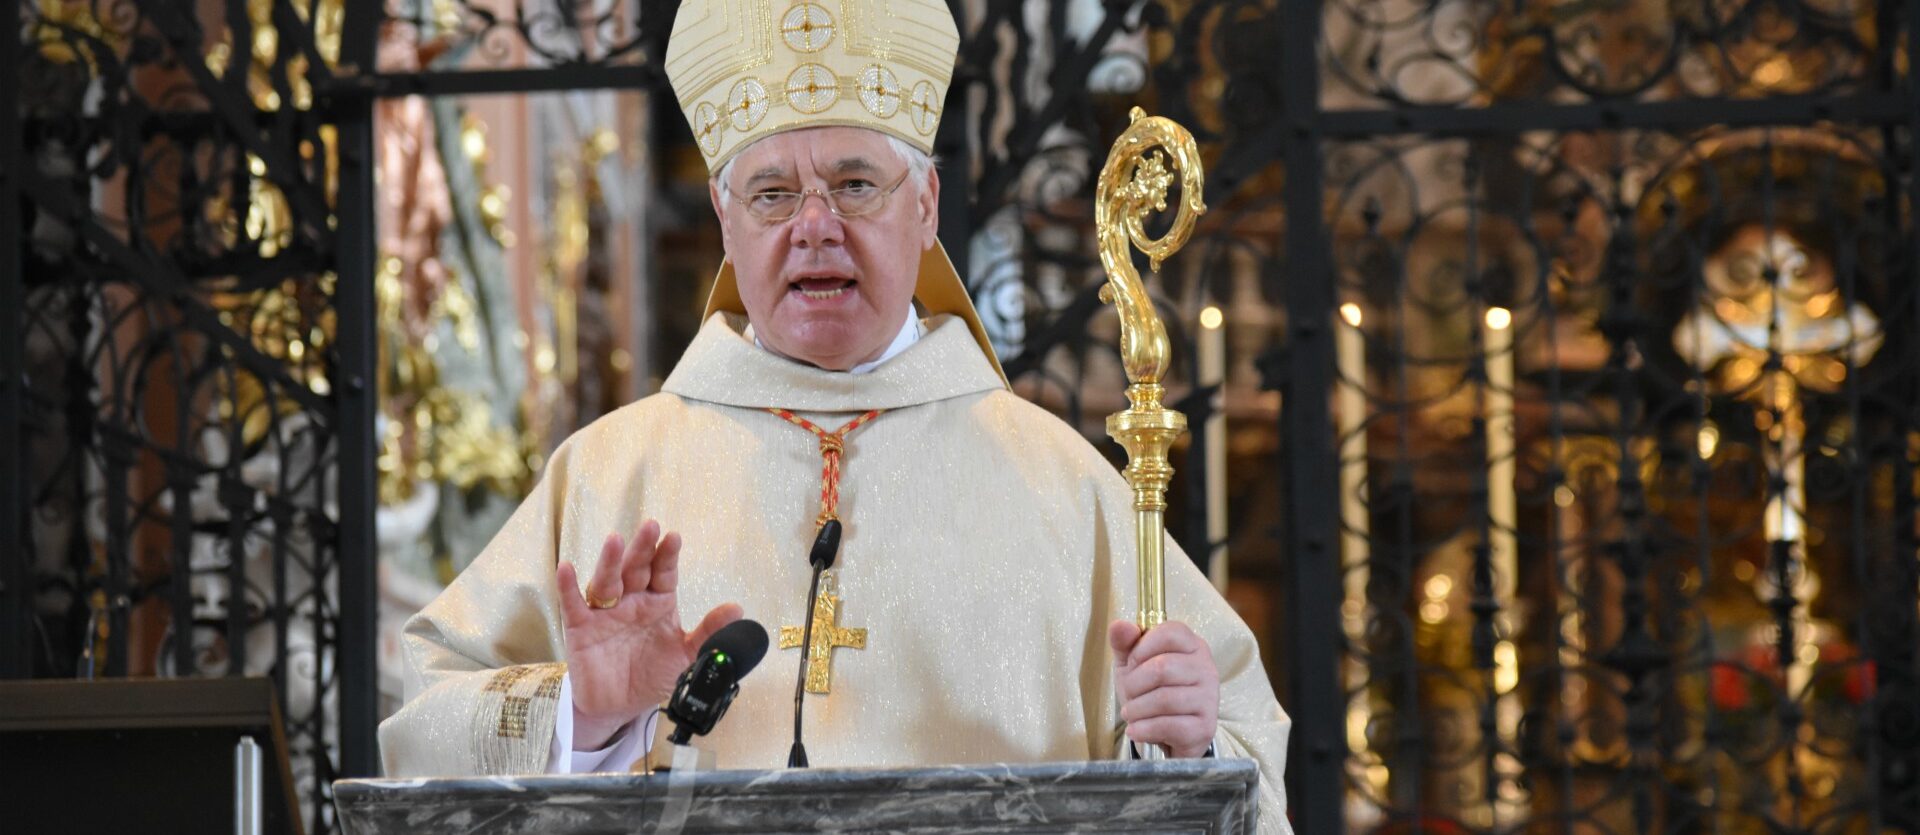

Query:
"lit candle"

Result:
[[1484, 307, 1516, 615], [1335, 302, 1374, 784], [1199, 305, 1230, 593], [1484, 306, 1522, 809], [1337, 303, 1369, 596]]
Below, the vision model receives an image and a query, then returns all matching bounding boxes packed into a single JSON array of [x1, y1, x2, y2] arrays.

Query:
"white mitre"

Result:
[[665, 0, 1007, 383]]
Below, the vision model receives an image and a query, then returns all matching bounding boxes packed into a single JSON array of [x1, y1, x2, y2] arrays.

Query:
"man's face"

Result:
[[710, 127, 940, 371]]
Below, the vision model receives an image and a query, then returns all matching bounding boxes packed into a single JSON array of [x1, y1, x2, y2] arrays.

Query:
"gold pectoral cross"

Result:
[[778, 571, 867, 694]]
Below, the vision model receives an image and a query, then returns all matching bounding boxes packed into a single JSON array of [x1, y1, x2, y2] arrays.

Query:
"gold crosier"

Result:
[[1097, 108, 1206, 630]]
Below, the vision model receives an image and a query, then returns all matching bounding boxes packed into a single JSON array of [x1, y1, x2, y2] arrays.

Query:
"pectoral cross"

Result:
[[778, 571, 867, 694]]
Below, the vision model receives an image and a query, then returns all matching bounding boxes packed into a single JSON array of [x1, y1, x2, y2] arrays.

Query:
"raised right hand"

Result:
[[555, 519, 742, 751]]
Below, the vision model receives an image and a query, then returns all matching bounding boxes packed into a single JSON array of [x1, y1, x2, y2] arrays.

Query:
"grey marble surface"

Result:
[[335, 757, 1257, 834]]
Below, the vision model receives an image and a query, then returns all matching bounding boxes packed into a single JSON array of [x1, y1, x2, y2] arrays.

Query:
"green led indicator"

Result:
[[715, 652, 729, 664]]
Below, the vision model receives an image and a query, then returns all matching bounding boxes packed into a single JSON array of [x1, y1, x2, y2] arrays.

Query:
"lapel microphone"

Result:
[[788, 519, 842, 768]]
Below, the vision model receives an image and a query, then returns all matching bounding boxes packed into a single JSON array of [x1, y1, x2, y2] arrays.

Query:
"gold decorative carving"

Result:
[[1096, 108, 1206, 630]]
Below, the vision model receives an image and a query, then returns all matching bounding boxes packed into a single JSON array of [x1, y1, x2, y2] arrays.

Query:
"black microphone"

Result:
[[665, 619, 770, 745], [788, 519, 842, 768]]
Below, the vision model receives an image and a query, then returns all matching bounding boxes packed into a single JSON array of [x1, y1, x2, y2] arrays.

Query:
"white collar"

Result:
[[745, 309, 924, 375], [663, 312, 1002, 411]]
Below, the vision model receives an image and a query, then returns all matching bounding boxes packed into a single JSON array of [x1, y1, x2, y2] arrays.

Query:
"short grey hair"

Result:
[[714, 133, 935, 202]]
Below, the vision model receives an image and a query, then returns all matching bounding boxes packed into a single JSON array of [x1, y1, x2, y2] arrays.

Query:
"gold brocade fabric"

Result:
[[378, 312, 1294, 834], [476, 663, 566, 773]]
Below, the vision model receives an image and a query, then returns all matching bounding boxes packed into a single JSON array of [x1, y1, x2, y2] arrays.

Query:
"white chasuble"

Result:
[[379, 312, 1294, 832]]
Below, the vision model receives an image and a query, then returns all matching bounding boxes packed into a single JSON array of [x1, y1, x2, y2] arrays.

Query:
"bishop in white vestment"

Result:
[[381, 310, 1294, 826], [378, 1, 1294, 831]]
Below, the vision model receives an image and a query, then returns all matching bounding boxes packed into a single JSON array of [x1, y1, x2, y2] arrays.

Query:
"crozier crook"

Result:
[[1096, 107, 1206, 630]]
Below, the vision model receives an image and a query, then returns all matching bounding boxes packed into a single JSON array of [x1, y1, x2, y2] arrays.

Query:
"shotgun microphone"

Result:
[[664, 619, 770, 745], [787, 519, 842, 768]]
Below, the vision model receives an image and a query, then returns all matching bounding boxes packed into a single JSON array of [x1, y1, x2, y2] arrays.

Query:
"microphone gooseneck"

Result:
[[788, 519, 842, 768]]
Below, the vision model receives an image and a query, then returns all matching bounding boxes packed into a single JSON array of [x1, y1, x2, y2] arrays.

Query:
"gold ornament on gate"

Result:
[[1097, 107, 1206, 630]]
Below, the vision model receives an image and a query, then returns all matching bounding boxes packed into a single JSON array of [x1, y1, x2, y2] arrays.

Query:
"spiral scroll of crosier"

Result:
[[1096, 107, 1206, 630]]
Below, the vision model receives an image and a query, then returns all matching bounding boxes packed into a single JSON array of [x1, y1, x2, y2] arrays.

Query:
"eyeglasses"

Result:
[[730, 168, 913, 222]]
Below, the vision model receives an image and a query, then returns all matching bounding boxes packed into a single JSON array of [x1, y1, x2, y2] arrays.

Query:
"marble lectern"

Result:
[[334, 758, 1258, 833]]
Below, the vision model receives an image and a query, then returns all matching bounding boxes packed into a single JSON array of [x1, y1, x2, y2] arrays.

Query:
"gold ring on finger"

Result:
[[588, 592, 620, 610]]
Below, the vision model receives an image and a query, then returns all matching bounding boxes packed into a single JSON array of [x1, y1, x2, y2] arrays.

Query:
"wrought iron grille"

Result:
[[1287, 0, 1920, 830], [1, 0, 380, 831], [383, 0, 656, 69], [1315, 125, 1920, 833]]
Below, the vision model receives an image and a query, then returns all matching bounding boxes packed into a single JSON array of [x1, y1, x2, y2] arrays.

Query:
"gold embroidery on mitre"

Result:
[[906, 81, 941, 135], [694, 101, 726, 156], [781, 3, 835, 52], [785, 63, 840, 114], [857, 64, 902, 118], [727, 78, 771, 131], [665, 0, 960, 170]]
